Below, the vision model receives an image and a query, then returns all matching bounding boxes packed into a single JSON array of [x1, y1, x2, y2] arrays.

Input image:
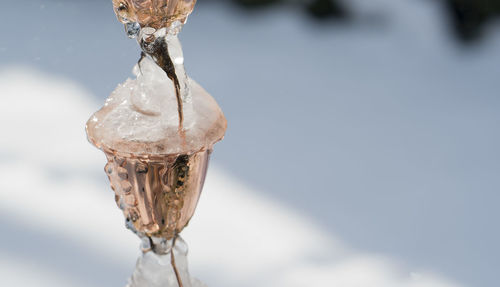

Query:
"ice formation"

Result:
[[86, 57, 227, 156], [86, 1, 226, 286]]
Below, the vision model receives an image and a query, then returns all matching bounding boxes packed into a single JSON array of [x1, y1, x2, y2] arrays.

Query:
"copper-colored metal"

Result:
[[140, 37, 184, 130], [171, 236, 184, 287], [113, 0, 197, 29], [104, 149, 210, 239]]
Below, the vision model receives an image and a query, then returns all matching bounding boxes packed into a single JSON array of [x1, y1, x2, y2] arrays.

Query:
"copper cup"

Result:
[[104, 149, 211, 239]]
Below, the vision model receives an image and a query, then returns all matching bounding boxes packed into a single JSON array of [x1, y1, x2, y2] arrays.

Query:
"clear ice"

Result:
[[128, 237, 206, 287], [86, 51, 226, 156]]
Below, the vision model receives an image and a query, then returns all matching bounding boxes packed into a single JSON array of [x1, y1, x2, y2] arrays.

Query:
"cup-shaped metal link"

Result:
[[104, 149, 211, 239]]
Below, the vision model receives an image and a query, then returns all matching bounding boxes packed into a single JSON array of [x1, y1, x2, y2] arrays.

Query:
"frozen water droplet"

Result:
[[126, 22, 141, 38]]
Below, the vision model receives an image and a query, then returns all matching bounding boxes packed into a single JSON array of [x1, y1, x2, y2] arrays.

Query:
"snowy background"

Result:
[[0, 0, 499, 286]]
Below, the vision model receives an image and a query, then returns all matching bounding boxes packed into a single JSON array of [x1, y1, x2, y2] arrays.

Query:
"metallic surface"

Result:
[[112, 0, 197, 29], [171, 236, 184, 287], [140, 37, 184, 130], [104, 149, 211, 239]]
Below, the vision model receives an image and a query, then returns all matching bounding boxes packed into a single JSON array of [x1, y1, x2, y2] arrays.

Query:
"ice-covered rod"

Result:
[[85, 1, 226, 286]]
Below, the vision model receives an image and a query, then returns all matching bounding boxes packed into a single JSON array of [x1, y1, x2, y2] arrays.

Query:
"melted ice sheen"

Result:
[[86, 57, 226, 156]]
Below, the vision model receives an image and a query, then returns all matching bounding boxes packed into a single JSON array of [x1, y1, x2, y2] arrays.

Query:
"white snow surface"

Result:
[[1, 0, 500, 286], [0, 67, 462, 287]]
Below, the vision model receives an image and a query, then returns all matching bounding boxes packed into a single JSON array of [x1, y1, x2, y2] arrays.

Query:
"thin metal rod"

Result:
[[171, 236, 184, 287], [140, 37, 184, 130]]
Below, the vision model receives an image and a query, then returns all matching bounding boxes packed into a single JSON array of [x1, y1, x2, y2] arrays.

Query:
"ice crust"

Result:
[[127, 237, 206, 287], [86, 57, 226, 156], [128, 251, 206, 287]]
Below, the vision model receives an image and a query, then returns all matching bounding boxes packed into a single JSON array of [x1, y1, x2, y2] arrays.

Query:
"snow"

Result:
[[1, 0, 500, 286]]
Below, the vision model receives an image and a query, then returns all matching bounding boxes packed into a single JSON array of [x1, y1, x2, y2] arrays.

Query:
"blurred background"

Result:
[[0, 0, 499, 286]]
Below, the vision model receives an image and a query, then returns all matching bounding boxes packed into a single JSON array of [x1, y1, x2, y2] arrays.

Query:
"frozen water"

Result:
[[86, 57, 226, 156], [128, 237, 204, 287]]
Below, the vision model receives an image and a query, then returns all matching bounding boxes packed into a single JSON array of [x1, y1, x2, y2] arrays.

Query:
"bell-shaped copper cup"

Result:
[[103, 149, 211, 239]]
